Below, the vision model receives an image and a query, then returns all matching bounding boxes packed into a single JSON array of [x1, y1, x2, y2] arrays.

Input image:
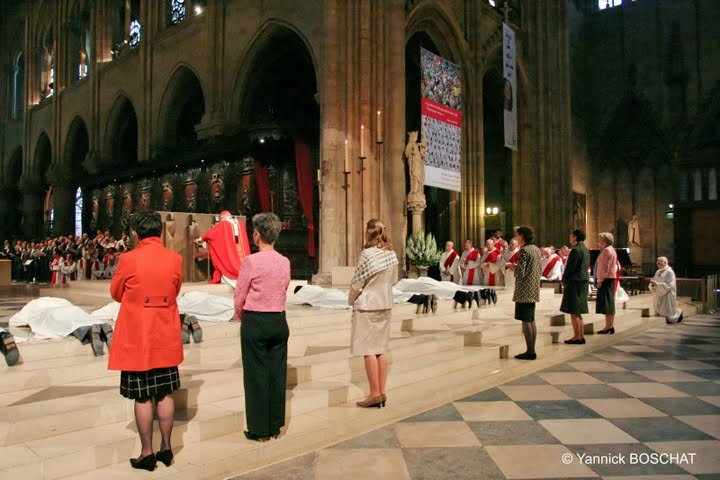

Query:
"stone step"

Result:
[[53, 313, 665, 480], [0, 305, 647, 449]]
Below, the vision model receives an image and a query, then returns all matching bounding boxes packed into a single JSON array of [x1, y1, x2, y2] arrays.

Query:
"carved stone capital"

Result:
[[18, 175, 44, 195], [46, 163, 76, 187], [195, 112, 240, 140], [82, 150, 109, 175], [406, 192, 427, 214]]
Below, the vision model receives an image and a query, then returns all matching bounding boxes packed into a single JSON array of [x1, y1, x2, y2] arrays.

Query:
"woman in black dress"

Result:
[[561, 229, 591, 344]]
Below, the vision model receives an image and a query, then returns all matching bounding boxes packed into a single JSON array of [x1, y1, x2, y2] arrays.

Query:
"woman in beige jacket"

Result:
[[348, 219, 398, 409]]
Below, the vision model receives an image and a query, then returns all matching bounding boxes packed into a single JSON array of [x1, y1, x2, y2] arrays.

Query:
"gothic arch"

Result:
[[156, 63, 206, 147], [33, 132, 52, 180], [229, 20, 319, 123], [64, 115, 90, 173], [104, 94, 139, 167], [6, 146, 23, 184]]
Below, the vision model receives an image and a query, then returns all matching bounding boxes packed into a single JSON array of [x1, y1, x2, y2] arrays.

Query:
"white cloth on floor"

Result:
[[9, 297, 106, 339], [288, 285, 415, 310], [92, 291, 236, 322], [177, 291, 235, 322], [394, 277, 478, 299]]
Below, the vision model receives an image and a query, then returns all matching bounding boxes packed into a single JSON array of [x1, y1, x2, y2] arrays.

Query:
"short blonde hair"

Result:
[[599, 232, 614, 246]]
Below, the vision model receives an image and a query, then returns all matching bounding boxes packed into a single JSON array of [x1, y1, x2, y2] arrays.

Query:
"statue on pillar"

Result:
[[404, 131, 427, 234], [628, 214, 641, 247]]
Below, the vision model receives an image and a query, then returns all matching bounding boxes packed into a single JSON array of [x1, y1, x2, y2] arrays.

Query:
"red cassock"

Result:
[[108, 237, 183, 372], [201, 219, 251, 284]]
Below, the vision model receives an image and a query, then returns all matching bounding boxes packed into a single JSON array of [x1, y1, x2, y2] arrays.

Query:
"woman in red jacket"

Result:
[[108, 211, 183, 471]]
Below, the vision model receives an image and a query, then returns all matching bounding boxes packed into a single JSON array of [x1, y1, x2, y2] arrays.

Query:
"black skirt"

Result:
[[120, 366, 180, 401], [515, 302, 536, 322], [596, 280, 616, 315]]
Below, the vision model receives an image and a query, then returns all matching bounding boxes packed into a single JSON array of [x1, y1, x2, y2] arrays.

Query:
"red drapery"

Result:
[[254, 162, 271, 213], [294, 139, 316, 257]]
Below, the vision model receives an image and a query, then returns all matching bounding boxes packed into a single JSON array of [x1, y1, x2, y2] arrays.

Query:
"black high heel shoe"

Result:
[[130, 453, 157, 471], [244, 431, 271, 442], [597, 327, 615, 335], [156, 449, 173, 467]]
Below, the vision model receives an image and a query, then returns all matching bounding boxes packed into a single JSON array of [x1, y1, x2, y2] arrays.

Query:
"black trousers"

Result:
[[241, 311, 289, 437]]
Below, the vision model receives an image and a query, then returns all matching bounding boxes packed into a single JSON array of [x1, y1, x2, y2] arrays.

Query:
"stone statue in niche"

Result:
[[183, 168, 201, 212], [404, 131, 427, 197], [162, 213, 175, 250], [628, 214, 641, 247], [160, 175, 175, 211], [136, 179, 152, 212], [104, 185, 116, 228], [90, 190, 100, 231], [121, 183, 133, 230], [209, 162, 228, 212]]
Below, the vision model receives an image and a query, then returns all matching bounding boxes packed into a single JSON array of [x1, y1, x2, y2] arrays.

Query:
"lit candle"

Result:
[[344, 139, 349, 172], [360, 125, 365, 158], [317, 168, 321, 184], [376, 110, 383, 143]]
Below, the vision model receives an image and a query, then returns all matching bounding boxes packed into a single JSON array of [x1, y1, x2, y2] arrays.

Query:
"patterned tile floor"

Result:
[[233, 315, 720, 480]]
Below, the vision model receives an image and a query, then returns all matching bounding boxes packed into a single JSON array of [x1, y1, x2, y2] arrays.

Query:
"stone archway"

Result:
[[157, 64, 206, 150], [232, 23, 320, 279], [105, 94, 138, 168], [52, 116, 90, 235], [22, 133, 52, 239], [405, 2, 474, 247]]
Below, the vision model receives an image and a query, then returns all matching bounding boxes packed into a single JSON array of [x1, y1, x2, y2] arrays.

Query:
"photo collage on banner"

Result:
[[503, 23, 518, 150], [420, 47, 462, 192]]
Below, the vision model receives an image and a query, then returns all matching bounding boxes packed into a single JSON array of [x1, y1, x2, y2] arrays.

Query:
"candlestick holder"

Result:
[[342, 171, 351, 190], [357, 156, 366, 173]]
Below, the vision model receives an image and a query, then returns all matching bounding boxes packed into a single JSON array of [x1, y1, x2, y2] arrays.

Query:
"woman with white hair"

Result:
[[650, 257, 683, 324], [594, 232, 618, 335]]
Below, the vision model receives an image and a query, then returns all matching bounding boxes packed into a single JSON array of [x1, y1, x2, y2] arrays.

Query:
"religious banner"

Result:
[[420, 47, 462, 192], [503, 23, 518, 150]]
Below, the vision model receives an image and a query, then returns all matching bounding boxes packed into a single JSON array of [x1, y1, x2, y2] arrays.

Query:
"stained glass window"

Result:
[[709, 168, 718, 201], [129, 19, 141, 48], [598, 0, 635, 10], [171, 0, 186, 24], [75, 187, 83, 237], [48, 66, 55, 96]]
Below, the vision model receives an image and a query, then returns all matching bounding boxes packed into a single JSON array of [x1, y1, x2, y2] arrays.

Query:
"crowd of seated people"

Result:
[[0, 231, 131, 284]]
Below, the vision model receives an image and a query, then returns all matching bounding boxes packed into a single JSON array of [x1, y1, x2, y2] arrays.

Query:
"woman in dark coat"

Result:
[[561, 229, 591, 344]]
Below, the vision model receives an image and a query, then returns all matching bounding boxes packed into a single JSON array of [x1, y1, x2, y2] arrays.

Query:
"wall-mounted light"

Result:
[[194, 5, 203, 15], [668, 203, 674, 209], [492, 207, 499, 215], [259, 138, 265, 144], [486, 207, 492, 215]]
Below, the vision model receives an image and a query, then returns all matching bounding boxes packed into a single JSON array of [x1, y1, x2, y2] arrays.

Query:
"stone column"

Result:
[[0, 184, 12, 240], [19, 176, 45, 240], [51, 181, 76, 236], [407, 193, 426, 235]]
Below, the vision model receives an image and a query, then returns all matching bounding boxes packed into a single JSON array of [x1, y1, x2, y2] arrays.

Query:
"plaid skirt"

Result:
[[120, 367, 180, 401]]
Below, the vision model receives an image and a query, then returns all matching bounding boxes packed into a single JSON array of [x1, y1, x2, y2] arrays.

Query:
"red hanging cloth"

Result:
[[254, 162, 271, 213], [294, 139, 316, 257]]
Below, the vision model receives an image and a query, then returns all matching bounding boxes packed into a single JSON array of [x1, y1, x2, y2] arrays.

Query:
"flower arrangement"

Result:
[[406, 231, 442, 267]]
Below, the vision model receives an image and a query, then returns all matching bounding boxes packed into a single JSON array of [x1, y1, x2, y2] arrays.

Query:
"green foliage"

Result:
[[406, 231, 442, 266]]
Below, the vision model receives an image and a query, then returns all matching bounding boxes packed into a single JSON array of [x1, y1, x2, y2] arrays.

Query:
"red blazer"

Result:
[[108, 237, 183, 371]]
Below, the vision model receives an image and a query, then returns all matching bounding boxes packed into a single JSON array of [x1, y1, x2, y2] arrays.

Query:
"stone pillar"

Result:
[[19, 176, 45, 240], [0, 184, 12, 240], [407, 193, 426, 235], [52, 182, 76, 236]]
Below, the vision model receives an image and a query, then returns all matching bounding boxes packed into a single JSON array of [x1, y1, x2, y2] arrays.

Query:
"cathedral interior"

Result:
[[0, 0, 718, 278]]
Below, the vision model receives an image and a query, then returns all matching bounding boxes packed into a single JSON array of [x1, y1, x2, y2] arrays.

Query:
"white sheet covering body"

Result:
[[9, 297, 105, 339], [92, 290, 236, 322]]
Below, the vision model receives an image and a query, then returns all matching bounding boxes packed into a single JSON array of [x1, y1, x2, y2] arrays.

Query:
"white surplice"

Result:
[[651, 266, 682, 322]]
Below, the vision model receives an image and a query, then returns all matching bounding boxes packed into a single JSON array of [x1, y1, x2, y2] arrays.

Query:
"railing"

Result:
[[706, 274, 720, 313]]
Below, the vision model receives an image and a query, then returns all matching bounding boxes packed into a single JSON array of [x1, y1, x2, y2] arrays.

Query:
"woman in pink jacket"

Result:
[[595, 232, 618, 334]]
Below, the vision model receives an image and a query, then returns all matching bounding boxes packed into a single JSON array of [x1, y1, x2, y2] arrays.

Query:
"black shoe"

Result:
[[677, 313, 684, 324], [416, 303, 423, 314], [423, 297, 430, 314], [188, 316, 203, 343], [90, 324, 104, 356], [514, 352, 537, 360], [181, 316, 191, 344], [271, 430, 281, 439], [430, 294, 438, 313], [244, 431, 271, 442], [564, 338, 586, 345], [0, 332, 20, 367], [490, 290, 498, 305], [100, 324, 113, 348], [156, 449, 173, 467], [597, 327, 615, 335], [466, 291, 475, 308], [130, 454, 156, 471]]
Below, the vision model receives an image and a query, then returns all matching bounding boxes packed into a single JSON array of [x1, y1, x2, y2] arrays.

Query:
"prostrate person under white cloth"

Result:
[[9, 297, 113, 355], [649, 256, 683, 324], [93, 290, 236, 323]]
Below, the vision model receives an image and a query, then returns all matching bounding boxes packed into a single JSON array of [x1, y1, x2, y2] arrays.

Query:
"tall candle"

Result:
[[376, 110, 383, 143], [317, 168, 321, 184], [360, 125, 365, 158], [344, 139, 349, 172]]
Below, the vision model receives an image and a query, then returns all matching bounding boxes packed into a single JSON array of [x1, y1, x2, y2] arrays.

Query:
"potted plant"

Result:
[[406, 231, 442, 277]]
